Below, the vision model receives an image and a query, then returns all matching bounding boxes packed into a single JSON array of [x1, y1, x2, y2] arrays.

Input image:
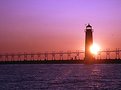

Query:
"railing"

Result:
[[0, 49, 120, 61]]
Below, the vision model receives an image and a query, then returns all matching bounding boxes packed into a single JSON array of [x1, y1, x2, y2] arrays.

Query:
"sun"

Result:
[[90, 43, 100, 55]]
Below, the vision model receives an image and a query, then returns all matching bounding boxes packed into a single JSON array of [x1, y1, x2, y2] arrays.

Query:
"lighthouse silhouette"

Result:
[[85, 24, 94, 63]]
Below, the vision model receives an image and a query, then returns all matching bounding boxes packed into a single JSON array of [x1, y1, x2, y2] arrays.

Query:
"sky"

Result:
[[0, 0, 121, 53]]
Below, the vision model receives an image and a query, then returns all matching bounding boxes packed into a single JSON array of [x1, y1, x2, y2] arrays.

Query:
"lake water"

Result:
[[0, 64, 121, 90]]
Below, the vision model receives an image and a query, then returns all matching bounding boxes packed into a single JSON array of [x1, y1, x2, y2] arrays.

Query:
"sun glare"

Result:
[[90, 43, 100, 55]]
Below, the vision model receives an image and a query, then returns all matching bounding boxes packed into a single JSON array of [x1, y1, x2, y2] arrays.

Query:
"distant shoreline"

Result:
[[0, 59, 121, 64]]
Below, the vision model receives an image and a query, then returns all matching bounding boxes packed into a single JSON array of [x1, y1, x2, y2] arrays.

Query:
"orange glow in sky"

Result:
[[0, 0, 121, 53], [90, 43, 101, 55]]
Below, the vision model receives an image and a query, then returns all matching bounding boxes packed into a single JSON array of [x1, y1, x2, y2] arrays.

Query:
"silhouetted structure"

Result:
[[0, 24, 121, 64], [85, 24, 94, 63], [0, 49, 121, 64]]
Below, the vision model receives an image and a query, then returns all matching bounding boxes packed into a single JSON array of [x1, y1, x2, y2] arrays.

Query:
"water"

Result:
[[0, 64, 121, 90]]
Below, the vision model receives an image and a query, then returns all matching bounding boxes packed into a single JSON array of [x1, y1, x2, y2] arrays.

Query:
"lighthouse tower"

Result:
[[85, 24, 94, 62]]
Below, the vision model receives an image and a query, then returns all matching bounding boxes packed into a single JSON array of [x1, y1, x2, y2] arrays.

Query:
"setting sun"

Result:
[[90, 43, 100, 55]]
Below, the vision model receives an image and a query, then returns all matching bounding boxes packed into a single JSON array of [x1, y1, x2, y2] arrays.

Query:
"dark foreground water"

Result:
[[0, 64, 121, 90]]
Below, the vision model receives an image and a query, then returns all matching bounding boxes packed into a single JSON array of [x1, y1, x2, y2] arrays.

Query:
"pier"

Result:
[[0, 49, 121, 64]]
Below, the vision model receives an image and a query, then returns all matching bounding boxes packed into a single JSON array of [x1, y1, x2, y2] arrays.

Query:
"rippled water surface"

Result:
[[0, 64, 121, 90]]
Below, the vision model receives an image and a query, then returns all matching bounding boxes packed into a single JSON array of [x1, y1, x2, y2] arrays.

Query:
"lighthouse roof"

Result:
[[86, 24, 92, 28]]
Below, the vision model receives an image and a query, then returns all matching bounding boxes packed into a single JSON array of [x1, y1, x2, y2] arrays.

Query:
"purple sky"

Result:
[[0, 0, 121, 53]]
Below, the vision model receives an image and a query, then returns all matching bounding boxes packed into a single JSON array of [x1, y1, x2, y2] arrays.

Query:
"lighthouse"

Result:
[[85, 24, 94, 62]]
